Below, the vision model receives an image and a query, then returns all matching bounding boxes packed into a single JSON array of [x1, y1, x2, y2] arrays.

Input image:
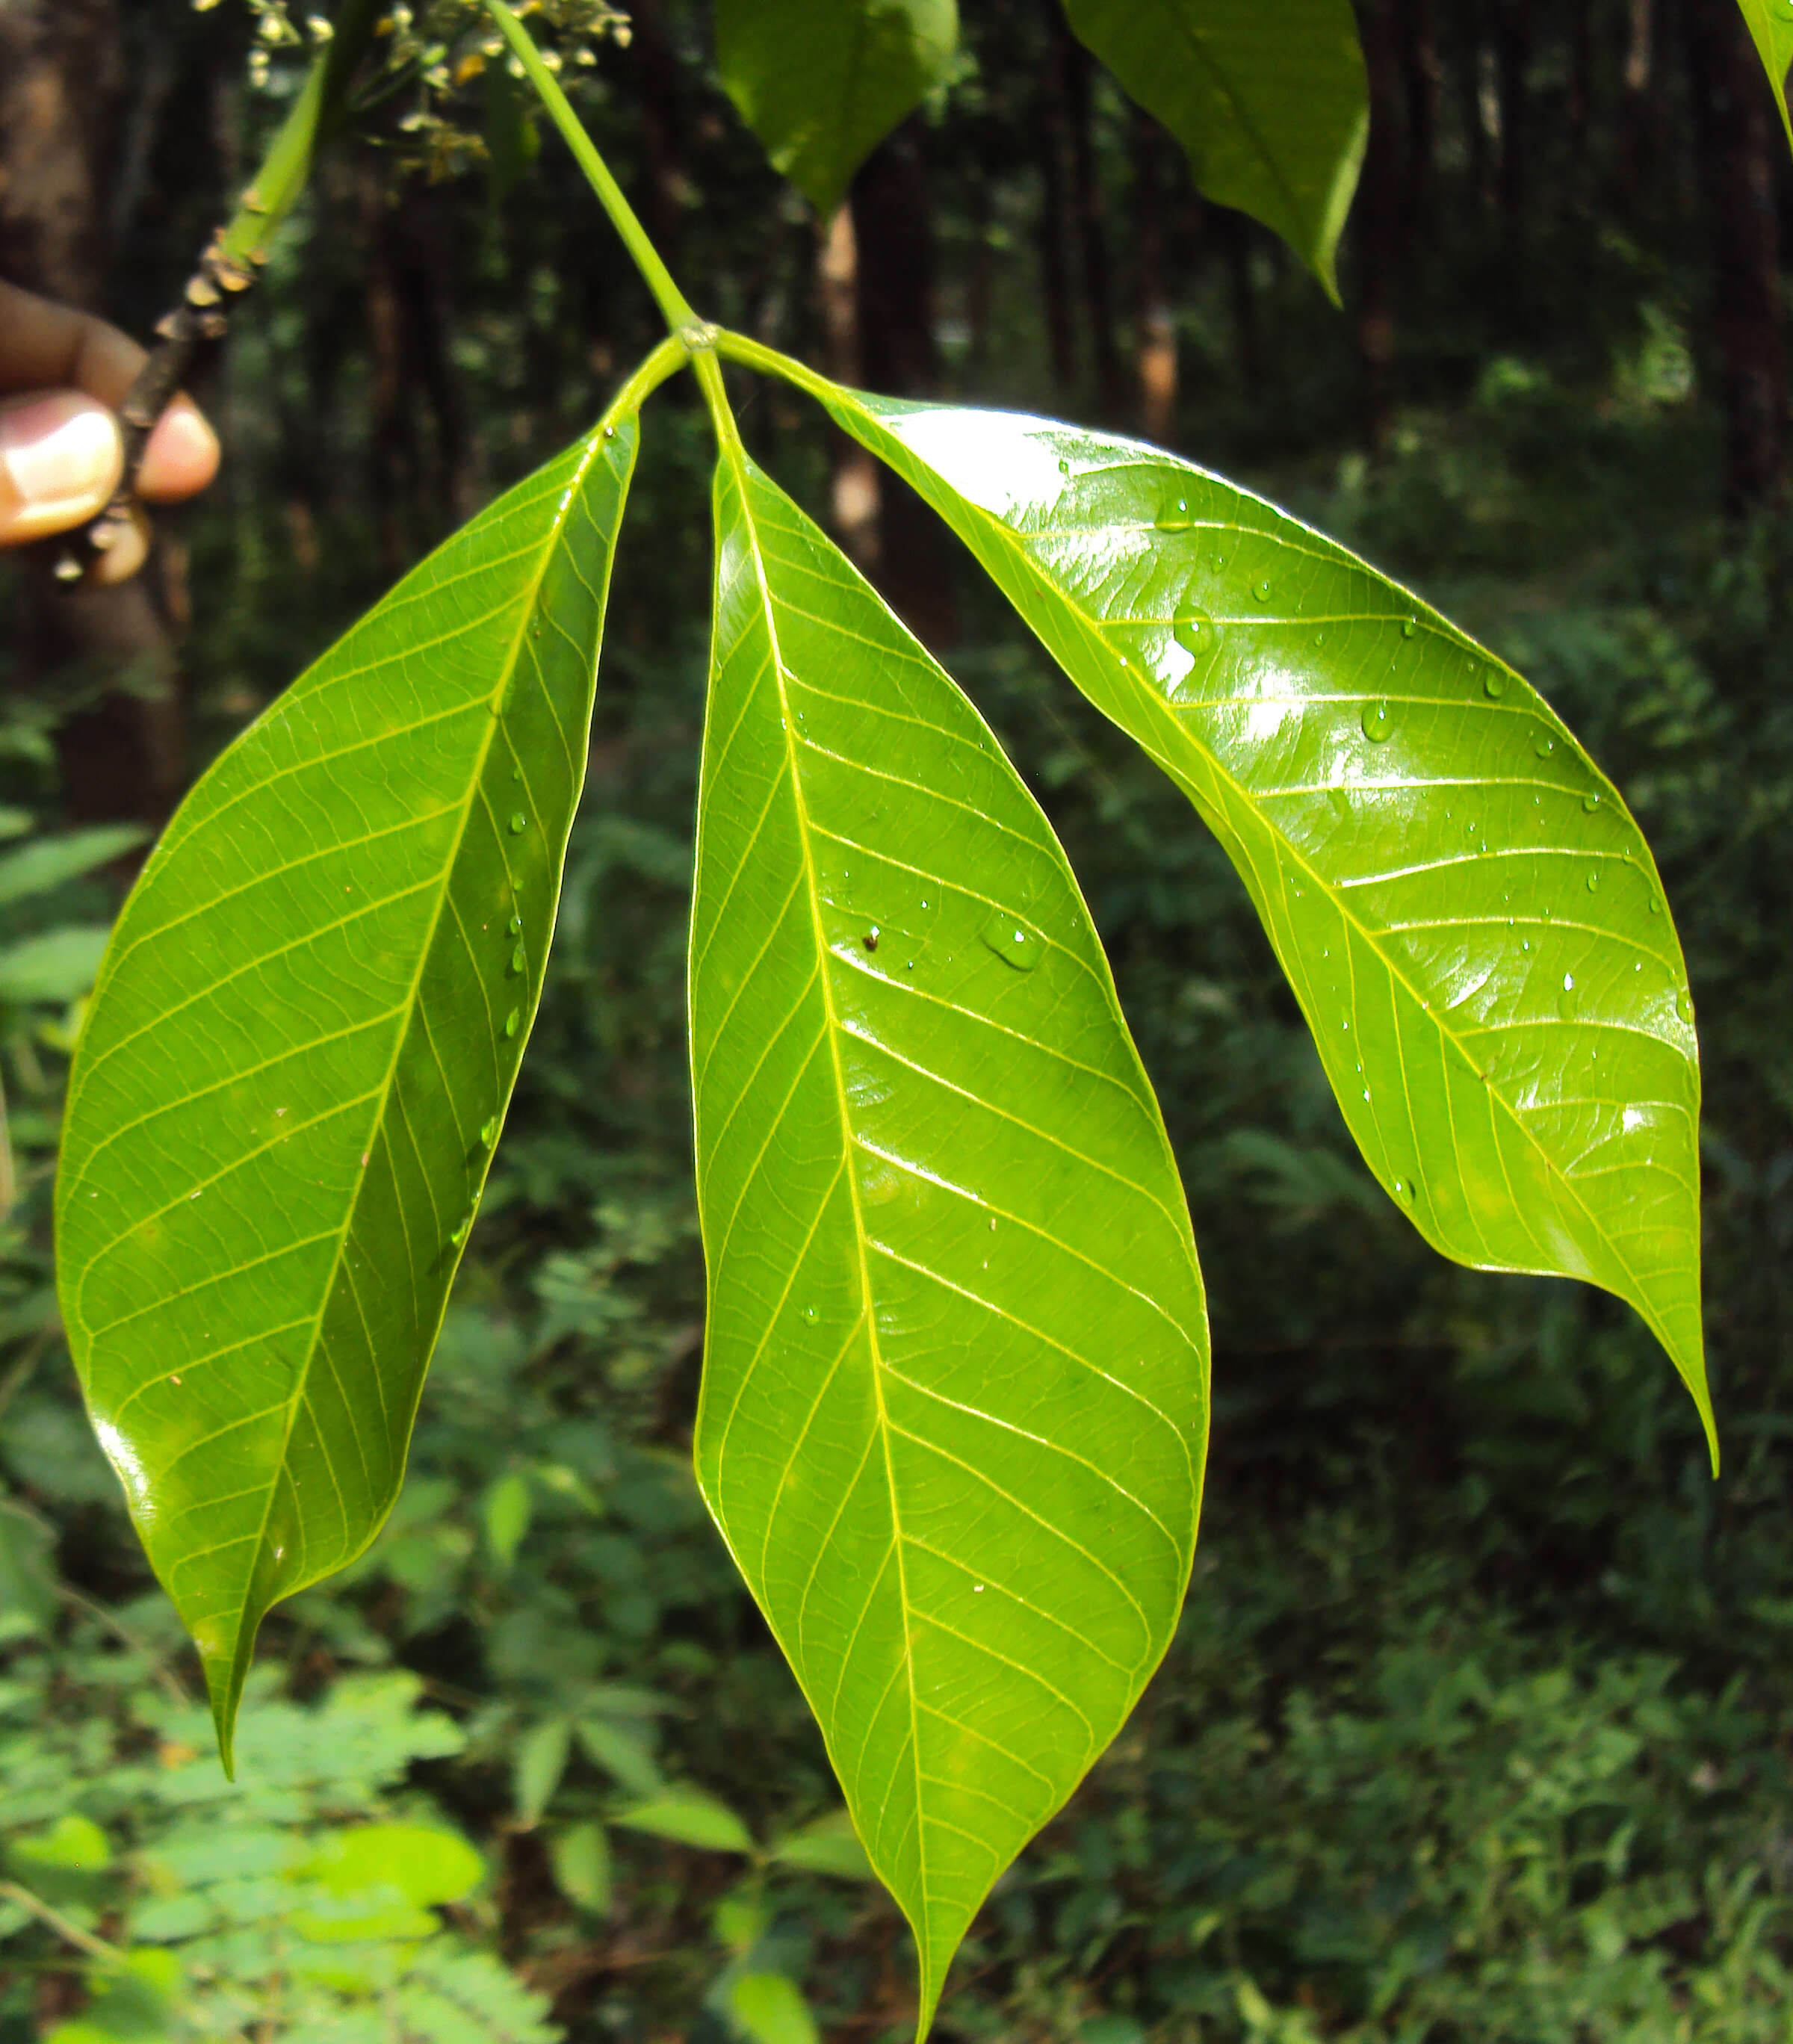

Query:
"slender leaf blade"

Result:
[[0, 926, 112, 1005], [716, 0, 958, 217], [55, 418, 640, 1756], [0, 826, 146, 907], [1063, 0, 1367, 300], [816, 388, 1710, 1455], [690, 450, 1208, 2030], [1735, 0, 1793, 155]]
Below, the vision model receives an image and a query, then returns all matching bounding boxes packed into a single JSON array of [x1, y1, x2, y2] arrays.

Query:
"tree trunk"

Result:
[[1685, 0, 1787, 513], [1567, 0, 1594, 176], [851, 119, 958, 645], [1357, 0, 1405, 456], [360, 172, 472, 580], [1035, 4, 1079, 394], [1394, 0, 1440, 247], [1131, 108, 1178, 445], [1458, 0, 1495, 217], [1057, 16, 1124, 421], [1618, 0, 1656, 213], [1492, 0, 1532, 261], [620, 0, 686, 282], [0, 0, 185, 826], [817, 205, 881, 564], [1215, 206, 1263, 391]]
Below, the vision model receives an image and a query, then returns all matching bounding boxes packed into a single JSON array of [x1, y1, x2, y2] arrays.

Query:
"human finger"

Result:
[[0, 280, 219, 506], [0, 391, 123, 546], [138, 397, 220, 504]]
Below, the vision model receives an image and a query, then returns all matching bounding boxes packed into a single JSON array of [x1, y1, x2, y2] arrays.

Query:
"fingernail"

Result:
[[0, 395, 122, 537]]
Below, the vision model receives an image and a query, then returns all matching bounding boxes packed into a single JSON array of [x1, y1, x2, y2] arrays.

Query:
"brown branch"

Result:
[[54, 229, 263, 583]]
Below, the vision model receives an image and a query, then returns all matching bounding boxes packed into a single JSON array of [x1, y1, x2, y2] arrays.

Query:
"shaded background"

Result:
[[2, 1, 1793, 2038]]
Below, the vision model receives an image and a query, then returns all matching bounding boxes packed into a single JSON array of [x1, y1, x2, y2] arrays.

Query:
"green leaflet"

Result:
[[1062, 0, 1367, 301], [715, 0, 958, 218], [1735, 0, 1793, 155], [689, 446, 1208, 2033], [764, 370, 1712, 1458], [55, 406, 645, 1759]]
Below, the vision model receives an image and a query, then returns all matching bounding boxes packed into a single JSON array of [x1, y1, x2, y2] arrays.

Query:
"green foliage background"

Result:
[[4, 1, 1793, 2038]]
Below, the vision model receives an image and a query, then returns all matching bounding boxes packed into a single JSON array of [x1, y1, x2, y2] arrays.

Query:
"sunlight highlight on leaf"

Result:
[[690, 446, 1208, 2033], [55, 411, 645, 1759]]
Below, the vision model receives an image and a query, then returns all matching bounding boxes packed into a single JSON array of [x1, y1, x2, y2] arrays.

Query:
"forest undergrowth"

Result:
[[4, 49, 1793, 2037]]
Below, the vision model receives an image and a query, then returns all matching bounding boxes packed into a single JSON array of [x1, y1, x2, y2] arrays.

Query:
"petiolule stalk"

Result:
[[60, 0, 383, 580], [478, 0, 702, 338]]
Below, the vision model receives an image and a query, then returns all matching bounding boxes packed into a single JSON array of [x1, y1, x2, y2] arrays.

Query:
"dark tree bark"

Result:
[[1492, 0, 1533, 261], [1035, 4, 1079, 394], [1056, 17, 1124, 421], [817, 204, 881, 566], [851, 119, 958, 645], [1394, 0, 1440, 247], [1617, 0, 1657, 213], [1685, 0, 1787, 513], [1131, 108, 1178, 445], [1357, 0, 1405, 456], [620, 0, 687, 281], [1214, 205, 1263, 391], [0, 0, 185, 826], [1567, 0, 1594, 176], [966, 170, 994, 380], [1458, 0, 1496, 217], [359, 173, 472, 580]]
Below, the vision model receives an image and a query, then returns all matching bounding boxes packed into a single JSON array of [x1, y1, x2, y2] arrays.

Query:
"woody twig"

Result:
[[52, 0, 380, 583]]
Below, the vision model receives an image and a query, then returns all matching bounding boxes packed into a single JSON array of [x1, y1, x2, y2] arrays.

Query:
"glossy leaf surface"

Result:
[[715, 0, 958, 217], [55, 418, 640, 1755], [690, 450, 1207, 2029], [812, 385, 1711, 1452], [1062, 0, 1367, 300], [1735, 0, 1793, 154]]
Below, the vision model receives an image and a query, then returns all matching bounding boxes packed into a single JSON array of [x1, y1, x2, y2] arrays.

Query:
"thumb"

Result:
[[0, 392, 123, 546]]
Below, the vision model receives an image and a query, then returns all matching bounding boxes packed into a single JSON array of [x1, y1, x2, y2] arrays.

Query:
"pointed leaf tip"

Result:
[[692, 448, 1207, 2014], [805, 385, 1707, 1444], [1735, 0, 1793, 158], [716, 0, 957, 217], [1062, 0, 1367, 297]]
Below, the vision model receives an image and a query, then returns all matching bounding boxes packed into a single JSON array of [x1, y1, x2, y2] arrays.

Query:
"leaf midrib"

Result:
[[719, 448, 933, 1978], [83, 424, 608, 1673], [888, 427, 1685, 1360]]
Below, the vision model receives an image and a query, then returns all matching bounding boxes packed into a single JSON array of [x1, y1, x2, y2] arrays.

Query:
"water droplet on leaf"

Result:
[[1483, 667, 1508, 699], [1586, 870, 1600, 893], [1154, 492, 1192, 532], [1401, 616, 1417, 638], [1171, 605, 1214, 659], [1253, 578, 1272, 602], [1582, 791, 1601, 813], [1362, 701, 1396, 743], [1534, 731, 1555, 758], [863, 927, 879, 953], [511, 942, 526, 972], [480, 1116, 498, 1147], [509, 812, 526, 834], [504, 1007, 521, 1038]]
